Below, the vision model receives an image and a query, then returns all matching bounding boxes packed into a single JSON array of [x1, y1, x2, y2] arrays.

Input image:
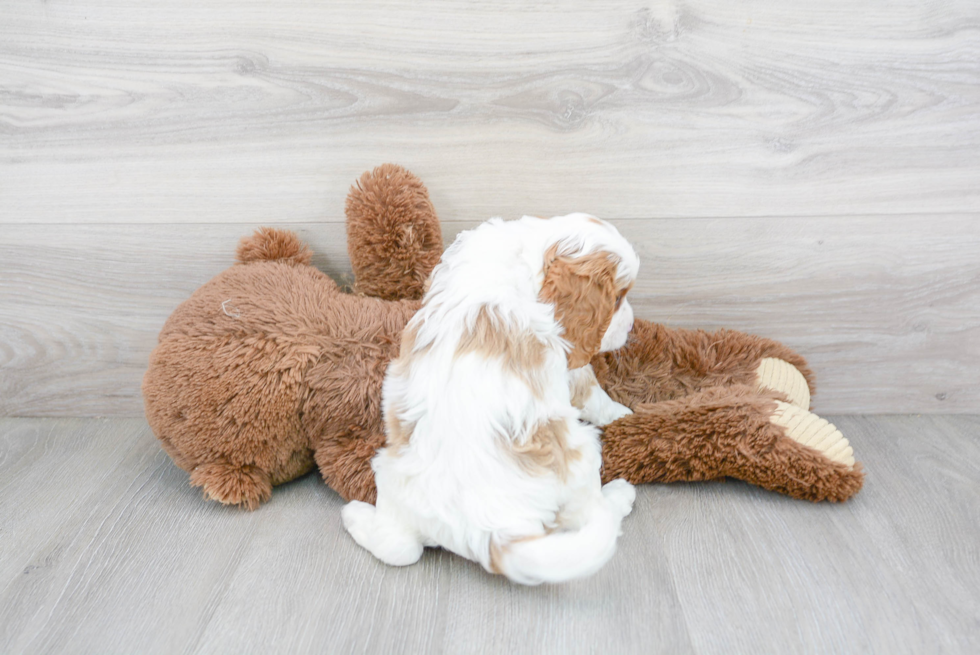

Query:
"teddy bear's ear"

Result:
[[345, 164, 443, 301]]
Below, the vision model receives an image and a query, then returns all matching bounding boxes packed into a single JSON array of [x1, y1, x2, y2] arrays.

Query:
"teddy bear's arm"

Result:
[[593, 319, 817, 410], [599, 385, 863, 502]]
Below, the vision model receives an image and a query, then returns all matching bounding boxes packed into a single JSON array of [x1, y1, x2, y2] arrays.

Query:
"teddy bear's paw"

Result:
[[756, 358, 811, 409], [770, 401, 855, 468], [189, 461, 272, 511], [602, 478, 637, 518]]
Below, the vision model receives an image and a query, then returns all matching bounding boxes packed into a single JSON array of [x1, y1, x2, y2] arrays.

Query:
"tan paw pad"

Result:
[[756, 358, 811, 409], [770, 401, 855, 468]]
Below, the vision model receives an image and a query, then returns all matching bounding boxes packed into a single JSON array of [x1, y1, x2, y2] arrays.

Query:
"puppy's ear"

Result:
[[539, 248, 618, 369]]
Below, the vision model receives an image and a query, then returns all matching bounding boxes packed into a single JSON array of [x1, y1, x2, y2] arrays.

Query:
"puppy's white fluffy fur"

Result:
[[342, 213, 640, 585]]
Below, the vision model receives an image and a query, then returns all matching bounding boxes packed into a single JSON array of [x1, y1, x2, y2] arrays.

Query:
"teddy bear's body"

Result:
[[144, 230, 420, 508], [144, 164, 863, 511]]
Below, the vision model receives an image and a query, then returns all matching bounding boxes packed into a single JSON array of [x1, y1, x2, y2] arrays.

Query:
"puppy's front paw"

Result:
[[602, 478, 636, 518], [584, 399, 633, 427], [603, 401, 633, 424]]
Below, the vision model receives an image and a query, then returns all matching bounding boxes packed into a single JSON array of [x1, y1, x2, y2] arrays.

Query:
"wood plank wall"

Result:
[[1, 0, 978, 416]]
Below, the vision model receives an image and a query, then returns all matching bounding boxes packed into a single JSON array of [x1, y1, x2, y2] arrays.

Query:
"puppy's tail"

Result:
[[489, 502, 625, 586], [236, 227, 313, 266]]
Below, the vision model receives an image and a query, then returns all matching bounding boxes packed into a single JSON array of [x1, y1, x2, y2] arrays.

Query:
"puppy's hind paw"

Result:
[[342, 501, 424, 567], [602, 478, 636, 518], [342, 500, 377, 547]]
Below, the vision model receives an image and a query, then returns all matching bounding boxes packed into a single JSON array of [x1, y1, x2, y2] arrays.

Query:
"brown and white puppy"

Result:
[[342, 213, 640, 585]]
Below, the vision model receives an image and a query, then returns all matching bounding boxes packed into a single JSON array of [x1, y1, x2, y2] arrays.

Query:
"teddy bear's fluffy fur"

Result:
[[143, 166, 439, 509], [143, 164, 863, 510]]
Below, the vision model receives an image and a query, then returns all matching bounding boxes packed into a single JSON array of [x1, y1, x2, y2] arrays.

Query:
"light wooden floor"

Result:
[[2, 415, 977, 654]]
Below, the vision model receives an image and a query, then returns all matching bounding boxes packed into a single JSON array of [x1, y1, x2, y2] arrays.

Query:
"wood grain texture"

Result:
[[2, 216, 978, 417], [652, 414, 980, 654], [1, 0, 978, 223], [2, 416, 978, 653]]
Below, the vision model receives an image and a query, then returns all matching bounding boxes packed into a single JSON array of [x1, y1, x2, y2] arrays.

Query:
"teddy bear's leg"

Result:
[[345, 164, 443, 301], [600, 385, 863, 502], [269, 449, 317, 486], [593, 320, 817, 409], [313, 427, 384, 504], [189, 460, 273, 511]]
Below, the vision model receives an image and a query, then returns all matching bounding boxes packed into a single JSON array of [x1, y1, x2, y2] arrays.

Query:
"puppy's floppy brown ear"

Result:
[[539, 248, 619, 369]]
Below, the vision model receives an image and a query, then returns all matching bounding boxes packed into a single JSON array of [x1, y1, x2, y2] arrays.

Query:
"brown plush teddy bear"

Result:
[[143, 165, 863, 510]]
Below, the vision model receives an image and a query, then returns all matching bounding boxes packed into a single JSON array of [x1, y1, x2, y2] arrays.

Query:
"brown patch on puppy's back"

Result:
[[384, 323, 426, 454], [384, 405, 416, 453], [388, 321, 429, 380], [509, 419, 580, 481], [456, 308, 548, 397], [400, 322, 419, 355]]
